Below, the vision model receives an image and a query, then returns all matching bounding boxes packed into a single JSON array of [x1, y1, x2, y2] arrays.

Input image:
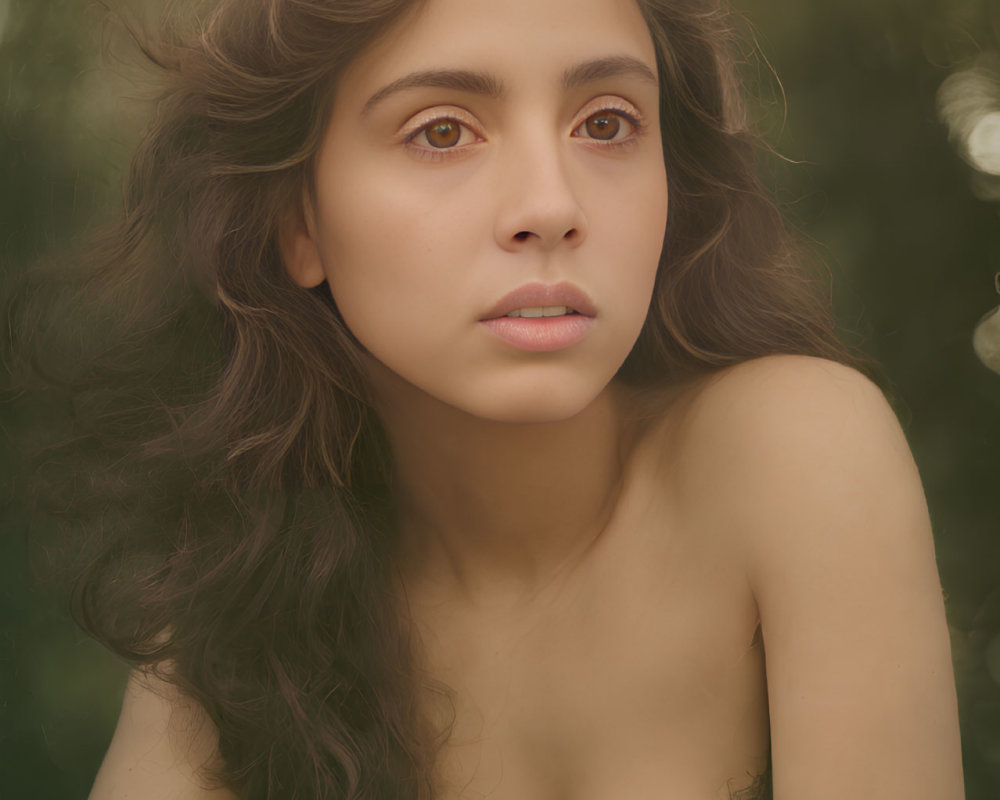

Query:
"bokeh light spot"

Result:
[[968, 111, 1000, 176]]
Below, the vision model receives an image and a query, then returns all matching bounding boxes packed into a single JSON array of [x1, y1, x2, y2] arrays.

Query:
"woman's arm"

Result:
[[90, 671, 238, 800], [709, 355, 964, 800]]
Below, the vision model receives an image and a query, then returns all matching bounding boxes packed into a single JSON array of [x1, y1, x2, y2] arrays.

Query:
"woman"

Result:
[[11, 0, 964, 797]]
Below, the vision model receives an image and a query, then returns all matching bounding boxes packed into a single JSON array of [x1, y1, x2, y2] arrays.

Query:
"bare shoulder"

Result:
[[663, 354, 911, 531], [671, 354, 964, 799], [90, 670, 237, 800], [675, 353, 899, 453], [678, 354, 926, 577]]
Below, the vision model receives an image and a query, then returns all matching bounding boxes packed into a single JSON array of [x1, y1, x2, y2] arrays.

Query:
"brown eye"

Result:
[[424, 120, 462, 148], [584, 113, 622, 140]]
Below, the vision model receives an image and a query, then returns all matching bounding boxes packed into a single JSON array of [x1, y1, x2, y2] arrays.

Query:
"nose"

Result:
[[493, 136, 588, 252]]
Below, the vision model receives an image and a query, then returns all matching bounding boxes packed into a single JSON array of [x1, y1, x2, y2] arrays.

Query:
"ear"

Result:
[[279, 191, 327, 288]]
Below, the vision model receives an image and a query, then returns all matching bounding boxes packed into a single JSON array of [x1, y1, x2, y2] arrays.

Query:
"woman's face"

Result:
[[286, 0, 668, 423]]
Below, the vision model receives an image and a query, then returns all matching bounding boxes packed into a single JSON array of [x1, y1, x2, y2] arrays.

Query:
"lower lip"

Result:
[[479, 315, 595, 352]]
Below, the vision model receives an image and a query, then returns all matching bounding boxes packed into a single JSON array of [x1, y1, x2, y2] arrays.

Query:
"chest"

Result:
[[408, 519, 770, 800]]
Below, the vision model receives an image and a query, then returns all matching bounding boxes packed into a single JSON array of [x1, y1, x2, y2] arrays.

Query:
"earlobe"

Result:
[[279, 194, 327, 288]]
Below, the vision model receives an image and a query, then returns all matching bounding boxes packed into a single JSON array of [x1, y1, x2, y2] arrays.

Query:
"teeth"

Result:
[[506, 306, 570, 318]]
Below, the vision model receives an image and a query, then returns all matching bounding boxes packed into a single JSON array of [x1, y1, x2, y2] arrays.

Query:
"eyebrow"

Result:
[[562, 56, 658, 91], [360, 55, 658, 116], [361, 69, 503, 116]]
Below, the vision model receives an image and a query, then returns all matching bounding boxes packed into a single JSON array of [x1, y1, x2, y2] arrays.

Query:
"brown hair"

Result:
[[9, 0, 863, 797]]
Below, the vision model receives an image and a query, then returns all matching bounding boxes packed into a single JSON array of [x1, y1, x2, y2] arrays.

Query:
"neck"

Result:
[[370, 366, 635, 607]]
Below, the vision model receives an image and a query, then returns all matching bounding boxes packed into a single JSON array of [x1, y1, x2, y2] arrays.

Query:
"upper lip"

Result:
[[481, 281, 597, 320]]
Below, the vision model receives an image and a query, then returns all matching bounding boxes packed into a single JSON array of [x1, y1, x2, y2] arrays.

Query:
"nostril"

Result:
[[513, 228, 577, 243]]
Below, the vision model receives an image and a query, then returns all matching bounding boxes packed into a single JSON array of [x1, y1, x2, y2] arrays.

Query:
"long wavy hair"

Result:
[[9, 0, 866, 797]]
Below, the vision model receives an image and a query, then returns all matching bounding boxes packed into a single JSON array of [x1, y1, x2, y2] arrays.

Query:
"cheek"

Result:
[[321, 143, 490, 249], [311, 164, 487, 364], [604, 185, 668, 351], [596, 174, 668, 310]]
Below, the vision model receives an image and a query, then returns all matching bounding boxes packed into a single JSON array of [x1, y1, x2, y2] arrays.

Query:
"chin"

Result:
[[455, 381, 609, 425], [366, 352, 618, 425]]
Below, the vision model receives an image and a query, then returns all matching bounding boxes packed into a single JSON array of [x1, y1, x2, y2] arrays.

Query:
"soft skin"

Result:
[[282, 0, 668, 423], [91, 358, 966, 800]]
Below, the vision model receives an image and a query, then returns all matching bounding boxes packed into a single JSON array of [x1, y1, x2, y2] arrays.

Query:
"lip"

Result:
[[480, 315, 595, 352], [480, 281, 597, 320]]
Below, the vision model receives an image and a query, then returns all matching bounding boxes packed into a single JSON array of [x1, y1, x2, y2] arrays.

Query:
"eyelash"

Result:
[[400, 99, 647, 161]]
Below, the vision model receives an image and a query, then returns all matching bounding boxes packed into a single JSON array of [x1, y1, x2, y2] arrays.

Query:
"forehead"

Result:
[[337, 0, 657, 102]]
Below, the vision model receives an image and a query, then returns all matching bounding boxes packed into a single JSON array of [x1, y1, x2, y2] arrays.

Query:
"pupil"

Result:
[[426, 121, 460, 148], [586, 114, 621, 140]]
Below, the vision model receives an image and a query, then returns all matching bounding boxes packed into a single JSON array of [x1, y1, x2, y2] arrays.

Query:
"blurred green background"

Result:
[[1, 0, 999, 797]]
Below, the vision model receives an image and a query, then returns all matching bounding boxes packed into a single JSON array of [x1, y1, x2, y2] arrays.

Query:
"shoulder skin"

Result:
[[90, 671, 237, 800], [674, 354, 965, 800]]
